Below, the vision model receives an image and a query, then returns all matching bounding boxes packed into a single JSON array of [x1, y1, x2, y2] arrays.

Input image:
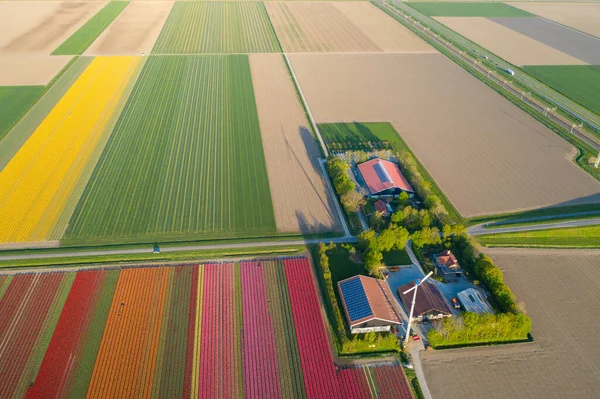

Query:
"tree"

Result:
[[358, 229, 377, 250], [424, 194, 441, 210], [369, 212, 384, 230], [363, 247, 383, 276], [402, 206, 421, 231], [341, 190, 365, 213], [391, 210, 404, 224], [411, 226, 441, 248], [378, 224, 410, 251], [333, 174, 355, 195], [398, 191, 410, 207], [419, 209, 432, 228]]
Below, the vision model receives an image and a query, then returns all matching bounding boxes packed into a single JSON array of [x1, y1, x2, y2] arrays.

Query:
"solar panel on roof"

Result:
[[340, 278, 373, 322], [374, 162, 392, 184]]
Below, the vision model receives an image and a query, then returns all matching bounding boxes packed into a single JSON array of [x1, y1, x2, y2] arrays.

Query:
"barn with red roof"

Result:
[[357, 158, 413, 196]]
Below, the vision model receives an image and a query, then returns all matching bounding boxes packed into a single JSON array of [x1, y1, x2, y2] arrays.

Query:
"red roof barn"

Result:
[[357, 158, 413, 196]]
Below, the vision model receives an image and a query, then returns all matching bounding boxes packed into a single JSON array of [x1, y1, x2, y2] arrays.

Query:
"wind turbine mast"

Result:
[[403, 271, 434, 346]]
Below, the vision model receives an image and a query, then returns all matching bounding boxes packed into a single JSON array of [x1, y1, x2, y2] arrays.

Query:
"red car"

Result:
[[413, 335, 420, 341], [452, 297, 461, 309]]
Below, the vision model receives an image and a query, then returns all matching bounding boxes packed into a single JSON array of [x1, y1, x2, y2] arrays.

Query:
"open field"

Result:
[[85, 1, 173, 55], [52, 1, 128, 55], [266, 1, 433, 53], [490, 17, 600, 64], [477, 225, 600, 248], [422, 248, 600, 399], [0, 257, 413, 398], [0, 86, 44, 141], [152, 2, 280, 54], [435, 16, 586, 66], [288, 53, 600, 217], [523, 65, 600, 116], [249, 54, 340, 234], [0, 56, 140, 245], [65, 55, 276, 244], [0, 55, 72, 85], [407, 2, 532, 17], [0, 57, 92, 172], [512, 2, 600, 39], [0, 1, 104, 55]]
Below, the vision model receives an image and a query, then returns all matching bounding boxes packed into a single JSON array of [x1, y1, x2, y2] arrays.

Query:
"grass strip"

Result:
[[406, 2, 533, 17], [0, 87, 45, 142], [477, 225, 600, 248], [52, 2, 128, 55]]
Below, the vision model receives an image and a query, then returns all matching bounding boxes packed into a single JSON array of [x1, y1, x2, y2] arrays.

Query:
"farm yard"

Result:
[[64, 55, 277, 244], [265, 1, 434, 53], [0, 257, 414, 399], [421, 248, 600, 399], [288, 52, 600, 217], [249, 54, 341, 234], [152, 2, 281, 54], [0, 56, 140, 245]]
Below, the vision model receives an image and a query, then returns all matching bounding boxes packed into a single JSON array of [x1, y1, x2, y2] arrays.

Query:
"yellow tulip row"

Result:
[[0, 56, 140, 244]]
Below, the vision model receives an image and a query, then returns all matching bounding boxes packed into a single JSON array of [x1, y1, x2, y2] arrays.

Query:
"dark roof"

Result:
[[398, 281, 452, 317], [338, 275, 402, 327], [357, 158, 413, 195]]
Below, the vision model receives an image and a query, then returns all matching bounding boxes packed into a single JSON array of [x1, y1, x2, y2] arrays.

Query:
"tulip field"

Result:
[[0, 257, 413, 398]]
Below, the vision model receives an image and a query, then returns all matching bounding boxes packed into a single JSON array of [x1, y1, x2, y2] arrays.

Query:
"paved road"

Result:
[[469, 217, 600, 235], [378, 0, 600, 151]]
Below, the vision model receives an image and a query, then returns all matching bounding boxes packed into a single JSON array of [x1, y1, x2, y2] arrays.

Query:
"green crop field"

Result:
[[64, 55, 276, 245], [52, 1, 128, 55], [319, 122, 405, 151], [152, 2, 281, 54], [0, 86, 44, 142], [523, 65, 600, 117], [406, 2, 532, 17], [477, 225, 600, 248]]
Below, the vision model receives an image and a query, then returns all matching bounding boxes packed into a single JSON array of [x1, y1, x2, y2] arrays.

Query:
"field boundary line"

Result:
[[283, 53, 328, 157]]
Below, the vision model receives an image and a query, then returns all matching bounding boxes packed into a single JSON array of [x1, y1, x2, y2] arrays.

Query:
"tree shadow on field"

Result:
[[296, 210, 327, 235]]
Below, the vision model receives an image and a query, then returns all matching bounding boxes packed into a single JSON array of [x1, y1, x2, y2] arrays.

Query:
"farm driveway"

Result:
[[288, 53, 600, 217], [421, 248, 600, 399]]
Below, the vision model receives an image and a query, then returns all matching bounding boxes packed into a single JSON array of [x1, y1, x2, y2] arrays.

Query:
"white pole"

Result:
[[595, 150, 600, 168], [403, 271, 433, 345]]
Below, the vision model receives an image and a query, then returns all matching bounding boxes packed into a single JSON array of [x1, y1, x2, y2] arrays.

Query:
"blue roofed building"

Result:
[[457, 288, 494, 314], [338, 275, 402, 334]]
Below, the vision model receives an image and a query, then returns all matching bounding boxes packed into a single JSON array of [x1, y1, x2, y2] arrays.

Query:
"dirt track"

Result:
[[249, 54, 340, 234], [0, 1, 104, 55], [0, 55, 72, 85], [288, 52, 600, 217], [421, 248, 600, 399], [435, 16, 586, 66], [512, 2, 600, 39], [85, 1, 173, 55]]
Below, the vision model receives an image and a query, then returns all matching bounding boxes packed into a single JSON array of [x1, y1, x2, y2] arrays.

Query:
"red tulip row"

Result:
[[338, 368, 372, 399], [241, 261, 282, 399], [373, 365, 414, 399], [182, 266, 200, 399], [0, 273, 64, 397], [26, 271, 107, 399]]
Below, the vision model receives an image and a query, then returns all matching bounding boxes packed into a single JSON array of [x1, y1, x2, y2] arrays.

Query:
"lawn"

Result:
[[327, 247, 367, 285], [65, 55, 276, 245], [0, 86, 44, 142], [477, 225, 600, 248], [382, 249, 411, 266], [152, 2, 280, 54], [406, 2, 532, 17], [52, 2, 128, 55], [523, 65, 600, 117]]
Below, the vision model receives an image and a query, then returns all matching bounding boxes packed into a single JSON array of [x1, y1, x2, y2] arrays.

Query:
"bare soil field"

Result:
[[249, 54, 340, 234], [0, 55, 72, 85], [85, 2, 173, 55], [490, 16, 600, 64], [0, 1, 104, 55], [288, 53, 600, 217], [512, 2, 600, 39], [435, 16, 586, 66], [266, 2, 381, 52], [421, 248, 600, 399]]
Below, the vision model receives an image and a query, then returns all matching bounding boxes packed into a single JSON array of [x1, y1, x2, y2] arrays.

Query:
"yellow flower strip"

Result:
[[0, 56, 139, 244]]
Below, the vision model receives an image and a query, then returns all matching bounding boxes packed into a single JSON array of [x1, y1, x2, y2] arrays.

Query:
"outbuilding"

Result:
[[338, 275, 402, 334], [398, 281, 452, 321], [457, 288, 494, 314], [433, 250, 463, 281]]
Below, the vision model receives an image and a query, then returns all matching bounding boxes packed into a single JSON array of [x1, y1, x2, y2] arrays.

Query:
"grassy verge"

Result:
[[52, 2, 128, 55], [404, 368, 425, 399], [468, 203, 600, 227], [0, 245, 306, 270], [477, 225, 600, 248], [483, 212, 600, 229], [406, 2, 533, 17]]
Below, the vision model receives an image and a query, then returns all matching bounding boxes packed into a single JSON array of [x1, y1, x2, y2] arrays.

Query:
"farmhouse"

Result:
[[338, 275, 402, 334], [357, 158, 413, 196], [433, 250, 463, 281], [457, 288, 493, 314], [398, 281, 452, 321], [374, 200, 393, 217]]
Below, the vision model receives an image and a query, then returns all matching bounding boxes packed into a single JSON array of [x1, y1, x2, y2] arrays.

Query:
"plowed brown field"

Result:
[[249, 54, 340, 234], [512, 2, 600, 39], [85, 1, 173, 56], [435, 17, 586, 66], [0, 55, 72, 85], [422, 248, 600, 399], [288, 53, 600, 217]]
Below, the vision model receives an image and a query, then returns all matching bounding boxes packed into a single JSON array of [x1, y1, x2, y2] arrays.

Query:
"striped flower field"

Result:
[[0, 257, 413, 398]]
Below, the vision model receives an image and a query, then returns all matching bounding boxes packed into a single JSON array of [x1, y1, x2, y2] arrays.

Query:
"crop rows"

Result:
[[65, 55, 276, 244], [153, 2, 281, 54], [0, 258, 413, 397]]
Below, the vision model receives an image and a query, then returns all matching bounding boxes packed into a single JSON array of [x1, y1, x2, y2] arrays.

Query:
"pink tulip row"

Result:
[[337, 368, 373, 399], [373, 365, 414, 399], [241, 261, 282, 399]]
